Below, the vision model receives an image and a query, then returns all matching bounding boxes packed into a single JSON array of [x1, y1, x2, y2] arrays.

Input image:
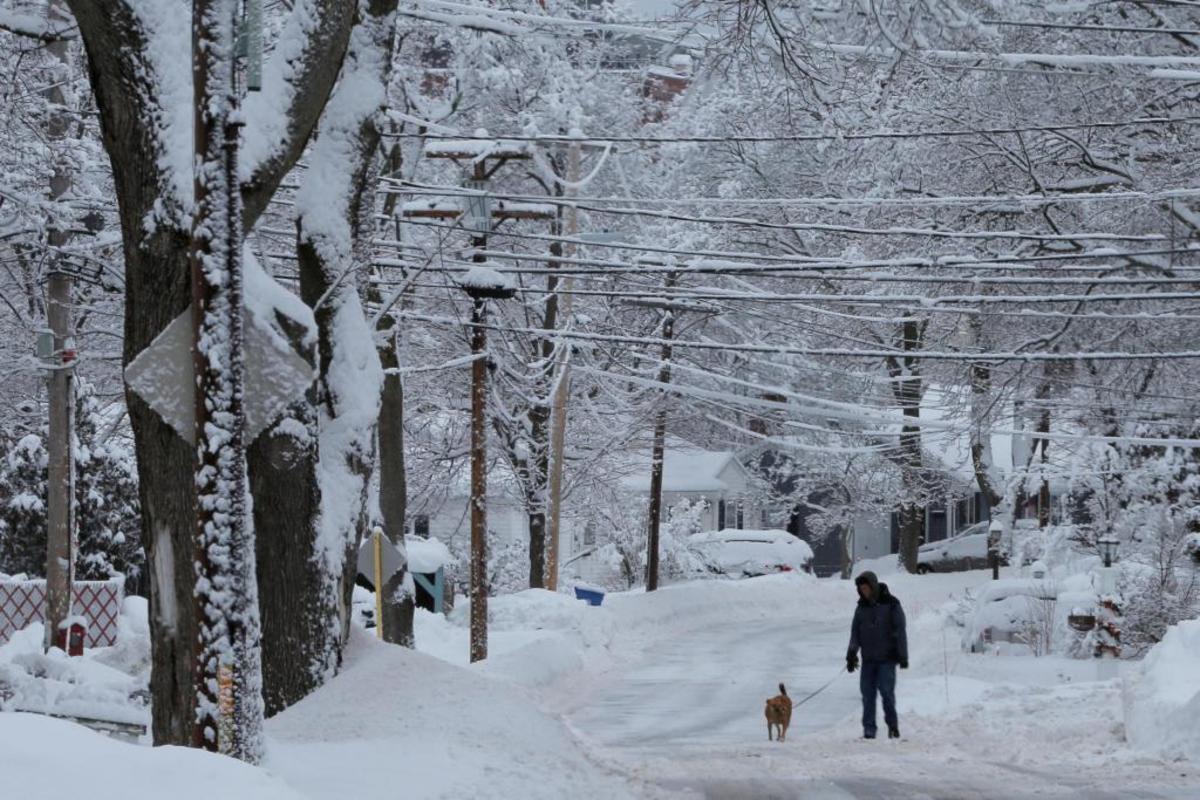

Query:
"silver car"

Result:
[[916, 521, 994, 574]]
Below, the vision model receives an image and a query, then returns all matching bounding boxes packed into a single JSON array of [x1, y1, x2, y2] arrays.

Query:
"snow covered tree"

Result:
[[0, 383, 143, 585]]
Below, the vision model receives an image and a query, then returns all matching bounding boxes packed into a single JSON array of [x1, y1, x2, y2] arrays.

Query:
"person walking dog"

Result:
[[845, 570, 908, 739]]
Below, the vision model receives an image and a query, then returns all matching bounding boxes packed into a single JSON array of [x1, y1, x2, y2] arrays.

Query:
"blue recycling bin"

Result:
[[574, 586, 605, 606]]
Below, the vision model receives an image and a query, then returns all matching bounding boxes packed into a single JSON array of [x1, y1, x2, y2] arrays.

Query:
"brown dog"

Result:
[[765, 682, 792, 742]]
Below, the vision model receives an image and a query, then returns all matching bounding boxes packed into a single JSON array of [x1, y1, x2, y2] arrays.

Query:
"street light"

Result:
[[1097, 534, 1119, 568]]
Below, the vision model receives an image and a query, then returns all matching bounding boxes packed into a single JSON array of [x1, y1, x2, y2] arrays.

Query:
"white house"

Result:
[[616, 438, 766, 533]]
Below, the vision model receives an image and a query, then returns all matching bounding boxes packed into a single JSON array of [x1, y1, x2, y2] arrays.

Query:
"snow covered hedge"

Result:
[[1123, 618, 1200, 762]]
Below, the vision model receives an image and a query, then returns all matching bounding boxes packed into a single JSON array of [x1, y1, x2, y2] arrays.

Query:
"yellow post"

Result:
[[373, 527, 384, 639]]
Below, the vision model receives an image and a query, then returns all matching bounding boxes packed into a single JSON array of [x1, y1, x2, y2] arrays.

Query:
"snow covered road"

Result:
[[567, 618, 856, 747], [549, 578, 1200, 800]]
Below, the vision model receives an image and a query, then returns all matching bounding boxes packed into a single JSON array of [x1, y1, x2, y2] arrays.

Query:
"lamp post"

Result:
[[988, 519, 1003, 580], [1094, 534, 1121, 673]]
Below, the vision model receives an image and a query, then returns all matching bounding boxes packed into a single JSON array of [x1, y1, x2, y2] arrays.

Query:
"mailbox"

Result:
[[55, 619, 87, 656]]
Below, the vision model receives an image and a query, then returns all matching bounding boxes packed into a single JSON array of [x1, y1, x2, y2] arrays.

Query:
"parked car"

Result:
[[688, 529, 814, 578], [916, 521, 995, 574]]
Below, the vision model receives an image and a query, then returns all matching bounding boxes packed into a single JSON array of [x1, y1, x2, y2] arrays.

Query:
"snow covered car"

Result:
[[916, 521, 995, 574], [687, 529, 814, 578], [963, 578, 1060, 653]]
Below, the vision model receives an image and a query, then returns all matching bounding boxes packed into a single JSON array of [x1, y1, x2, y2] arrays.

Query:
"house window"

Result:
[[413, 514, 430, 538], [717, 500, 727, 530], [583, 521, 596, 546], [736, 501, 744, 530]]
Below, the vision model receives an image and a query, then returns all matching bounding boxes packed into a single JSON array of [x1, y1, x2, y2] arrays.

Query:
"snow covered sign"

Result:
[[123, 254, 316, 445]]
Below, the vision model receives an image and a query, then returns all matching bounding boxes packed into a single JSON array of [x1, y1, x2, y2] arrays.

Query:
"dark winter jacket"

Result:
[[847, 571, 908, 665]]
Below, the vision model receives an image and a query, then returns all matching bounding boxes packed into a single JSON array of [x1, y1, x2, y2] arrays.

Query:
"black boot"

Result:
[[863, 731, 876, 740], [888, 726, 900, 739]]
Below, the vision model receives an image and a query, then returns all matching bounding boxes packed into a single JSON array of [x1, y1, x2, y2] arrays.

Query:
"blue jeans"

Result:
[[860, 660, 897, 736]]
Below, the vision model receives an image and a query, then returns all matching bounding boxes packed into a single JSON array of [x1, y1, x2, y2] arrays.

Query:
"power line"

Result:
[[980, 18, 1200, 36], [390, 278, 1200, 320], [379, 115, 1200, 144], [383, 219, 1200, 275], [387, 183, 1200, 209], [392, 183, 1179, 243], [394, 310, 1200, 360], [397, 252, 1200, 288]]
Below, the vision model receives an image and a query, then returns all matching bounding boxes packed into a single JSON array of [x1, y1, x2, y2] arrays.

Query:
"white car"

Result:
[[688, 529, 814, 578], [916, 522, 995, 574]]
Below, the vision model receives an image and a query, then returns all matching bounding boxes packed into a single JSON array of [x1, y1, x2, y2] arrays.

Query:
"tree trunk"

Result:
[[248, 398, 330, 715], [887, 317, 926, 573]]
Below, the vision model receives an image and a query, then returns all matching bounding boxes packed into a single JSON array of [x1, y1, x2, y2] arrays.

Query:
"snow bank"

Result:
[[1124, 618, 1200, 762], [0, 596, 150, 726], [0, 713, 300, 800], [265, 628, 645, 799]]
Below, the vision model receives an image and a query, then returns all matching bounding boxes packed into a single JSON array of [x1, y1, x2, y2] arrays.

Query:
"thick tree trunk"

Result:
[[68, 0, 358, 742], [248, 399, 330, 715], [63, 0, 199, 740]]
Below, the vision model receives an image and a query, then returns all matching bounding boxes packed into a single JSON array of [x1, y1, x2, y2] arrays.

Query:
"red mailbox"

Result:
[[55, 619, 87, 657]]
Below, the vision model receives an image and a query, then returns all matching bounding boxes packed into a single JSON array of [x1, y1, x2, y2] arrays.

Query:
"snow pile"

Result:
[[265, 628, 646, 799], [0, 713, 301, 800], [1123, 617, 1200, 762], [0, 597, 150, 726]]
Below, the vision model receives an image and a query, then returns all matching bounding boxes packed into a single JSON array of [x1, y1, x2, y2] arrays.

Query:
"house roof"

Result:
[[618, 438, 745, 494]]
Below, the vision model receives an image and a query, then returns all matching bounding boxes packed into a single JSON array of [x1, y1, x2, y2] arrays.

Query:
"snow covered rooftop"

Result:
[[619, 439, 743, 493]]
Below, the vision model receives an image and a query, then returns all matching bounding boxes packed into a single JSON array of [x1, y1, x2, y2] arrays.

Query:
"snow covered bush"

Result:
[[1063, 441, 1200, 656], [1123, 618, 1200, 762], [488, 537, 530, 596]]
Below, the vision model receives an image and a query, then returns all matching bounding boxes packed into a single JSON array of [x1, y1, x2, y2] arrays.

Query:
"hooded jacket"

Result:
[[847, 571, 908, 665]]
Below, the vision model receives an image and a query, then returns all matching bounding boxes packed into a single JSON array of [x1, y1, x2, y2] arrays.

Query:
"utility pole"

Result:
[[644, 306, 674, 593], [404, 137, 540, 659], [43, 0, 76, 652], [189, 0, 263, 761], [460, 167, 515, 662], [544, 131, 582, 592], [629, 274, 686, 593]]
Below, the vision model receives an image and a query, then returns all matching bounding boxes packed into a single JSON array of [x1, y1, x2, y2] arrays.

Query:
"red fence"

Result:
[[0, 579, 124, 648]]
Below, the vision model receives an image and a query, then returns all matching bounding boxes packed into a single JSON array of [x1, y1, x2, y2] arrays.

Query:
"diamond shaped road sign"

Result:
[[356, 532, 406, 588], [124, 258, 317, 445]]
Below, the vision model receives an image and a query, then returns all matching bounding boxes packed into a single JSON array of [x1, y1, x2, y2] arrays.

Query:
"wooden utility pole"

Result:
[[460, 163, 516, 662], [43, 0, 76, 652], [405, 139, 531, 661], [544, 133, 582, 592], [44, 270, 75, 648], [189, 0, 262, 760], [644, 306, 674, 592]]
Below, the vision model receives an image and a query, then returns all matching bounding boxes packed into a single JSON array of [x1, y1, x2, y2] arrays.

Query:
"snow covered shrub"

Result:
[[658, 498, 713, 582], [1064, 440, 1200, 656], [488, 536, 530, 596], [0, 385, 143, 589]]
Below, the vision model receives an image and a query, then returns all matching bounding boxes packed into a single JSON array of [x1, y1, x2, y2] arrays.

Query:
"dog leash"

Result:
[[789, 667, 849, 709]]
